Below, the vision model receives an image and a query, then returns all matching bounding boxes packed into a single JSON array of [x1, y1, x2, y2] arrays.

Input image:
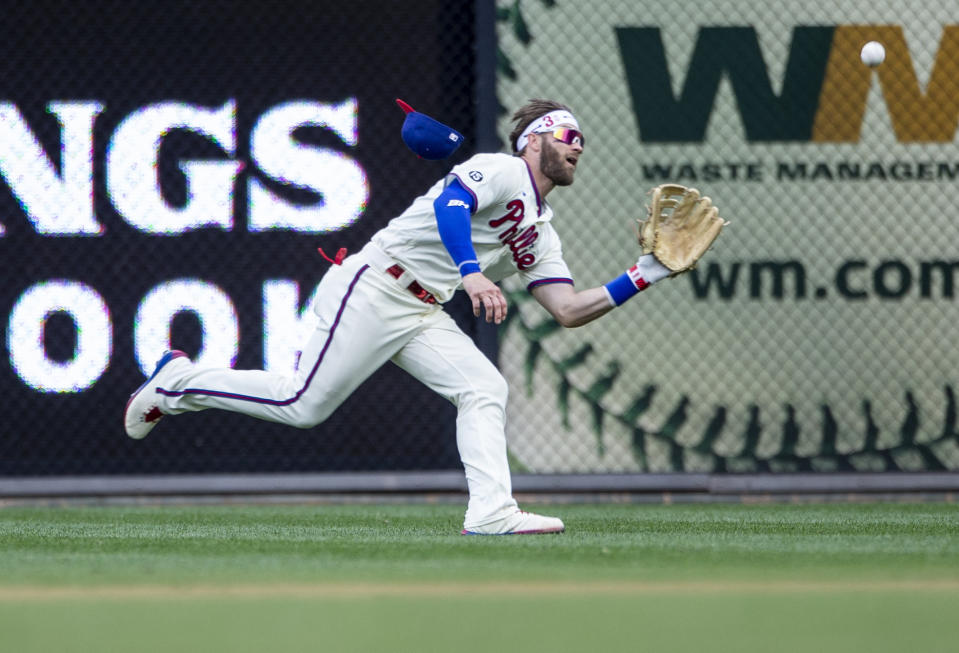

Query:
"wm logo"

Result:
[[616, 25, 959, 142]]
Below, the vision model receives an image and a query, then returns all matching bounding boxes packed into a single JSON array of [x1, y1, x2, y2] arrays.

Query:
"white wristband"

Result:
[[634, 254, 671, 284]]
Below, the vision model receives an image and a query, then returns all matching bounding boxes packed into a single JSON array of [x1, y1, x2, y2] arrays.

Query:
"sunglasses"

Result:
[[536, 127, 585, 147]]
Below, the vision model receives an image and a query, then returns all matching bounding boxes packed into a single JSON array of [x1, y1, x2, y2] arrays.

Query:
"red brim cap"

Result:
[[396, 98, 464, 160]]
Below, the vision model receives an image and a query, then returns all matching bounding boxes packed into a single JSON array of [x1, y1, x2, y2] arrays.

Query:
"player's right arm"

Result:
[[461, 272, 508, 324], [433, 179, 508, 324]]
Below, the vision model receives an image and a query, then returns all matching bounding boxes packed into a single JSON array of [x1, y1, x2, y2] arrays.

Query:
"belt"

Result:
[[386, 264, 438, 304]]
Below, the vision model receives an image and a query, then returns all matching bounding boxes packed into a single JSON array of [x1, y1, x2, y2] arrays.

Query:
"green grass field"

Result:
[[1, 501, 957, 652]]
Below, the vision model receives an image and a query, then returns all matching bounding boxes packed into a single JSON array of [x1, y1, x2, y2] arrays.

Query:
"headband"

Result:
[[515, 109, 580, 152]]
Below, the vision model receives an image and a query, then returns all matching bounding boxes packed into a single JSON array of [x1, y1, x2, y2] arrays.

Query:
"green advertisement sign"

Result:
[[497, 0, 959, 472]]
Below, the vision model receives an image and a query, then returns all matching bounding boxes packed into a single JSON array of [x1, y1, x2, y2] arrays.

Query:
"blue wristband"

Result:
[[604, 266, 653, 306], [604, 272, 640, 306]]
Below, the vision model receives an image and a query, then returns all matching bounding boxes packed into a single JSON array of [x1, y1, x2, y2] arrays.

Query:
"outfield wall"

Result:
[[2, 0, 959, 489]]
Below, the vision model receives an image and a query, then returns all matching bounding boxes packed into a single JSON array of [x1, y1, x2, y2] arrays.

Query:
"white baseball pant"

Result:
[[156, 243, 518, 528]]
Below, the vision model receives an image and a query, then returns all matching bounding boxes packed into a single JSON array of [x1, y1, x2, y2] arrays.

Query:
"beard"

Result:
[[539, 139, 576, 186]]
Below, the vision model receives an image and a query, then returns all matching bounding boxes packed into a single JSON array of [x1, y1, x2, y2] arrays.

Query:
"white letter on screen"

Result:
[[0, 102, 104, 236], [107, 101, 240, 234], [262, 280, 320, 375], [133, 279, 238, 375], [7, 281, 112, 392], [249, 99, 368, 233]]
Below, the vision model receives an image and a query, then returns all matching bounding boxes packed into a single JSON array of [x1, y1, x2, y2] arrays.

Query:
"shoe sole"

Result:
[[124, 350, 188, 438], [461, 527, 565, 536]]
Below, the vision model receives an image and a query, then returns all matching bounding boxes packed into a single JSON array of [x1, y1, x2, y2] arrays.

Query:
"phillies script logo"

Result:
[[616, 24, 959, 142], [489, 199, 537, 269]]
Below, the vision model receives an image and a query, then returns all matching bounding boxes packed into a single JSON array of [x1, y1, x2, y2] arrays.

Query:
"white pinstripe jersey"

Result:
[[371, 152, 574, 304]]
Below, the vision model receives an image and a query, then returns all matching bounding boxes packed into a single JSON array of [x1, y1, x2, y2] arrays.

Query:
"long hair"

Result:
[[508, 98, 573, 154]]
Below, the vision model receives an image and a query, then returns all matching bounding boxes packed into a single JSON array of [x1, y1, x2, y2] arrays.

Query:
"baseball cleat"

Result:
[[461, 510, 565, 535], [124, 350, 191, 440]]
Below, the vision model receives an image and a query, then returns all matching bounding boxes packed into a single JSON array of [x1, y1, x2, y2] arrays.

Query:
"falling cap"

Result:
[[396, 98, 464, 160]]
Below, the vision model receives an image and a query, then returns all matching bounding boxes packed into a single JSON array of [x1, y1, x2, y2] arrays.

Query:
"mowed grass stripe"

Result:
[[2, 502, 957, 588], [3, 578, 959, 601]]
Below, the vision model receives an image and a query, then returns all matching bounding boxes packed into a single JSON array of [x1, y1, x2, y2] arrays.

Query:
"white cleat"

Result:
[[124, 350, 191, 440], [461, 510, 565, 535]]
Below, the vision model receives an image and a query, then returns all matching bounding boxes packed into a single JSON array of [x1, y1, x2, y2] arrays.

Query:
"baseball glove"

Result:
[[638, 184, 727, 276]]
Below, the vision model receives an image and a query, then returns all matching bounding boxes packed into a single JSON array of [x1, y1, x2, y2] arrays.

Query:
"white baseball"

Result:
[[860, 41, 885, 67]]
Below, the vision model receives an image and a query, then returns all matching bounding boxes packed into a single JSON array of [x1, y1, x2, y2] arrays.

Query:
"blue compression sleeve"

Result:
[[433, 179, 481, 276]]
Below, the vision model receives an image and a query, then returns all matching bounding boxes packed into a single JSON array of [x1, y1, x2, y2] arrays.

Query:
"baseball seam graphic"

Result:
[[503, 288, 955, 472]]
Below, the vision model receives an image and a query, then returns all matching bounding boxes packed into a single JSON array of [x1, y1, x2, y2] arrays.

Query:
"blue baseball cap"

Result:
[[396, 98, 464, 160]]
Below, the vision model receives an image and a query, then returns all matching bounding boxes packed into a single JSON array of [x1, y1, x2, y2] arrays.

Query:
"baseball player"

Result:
[[125, 98, 672, 535]]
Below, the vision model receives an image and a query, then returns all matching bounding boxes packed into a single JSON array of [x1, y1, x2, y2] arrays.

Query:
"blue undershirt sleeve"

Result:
[[433, 178, 481, 276]]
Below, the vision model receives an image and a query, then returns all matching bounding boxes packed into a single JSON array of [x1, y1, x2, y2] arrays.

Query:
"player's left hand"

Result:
[[638, 184, 728, 276], [462, 272, 508, 324]]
